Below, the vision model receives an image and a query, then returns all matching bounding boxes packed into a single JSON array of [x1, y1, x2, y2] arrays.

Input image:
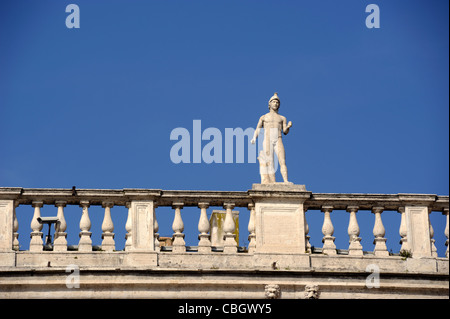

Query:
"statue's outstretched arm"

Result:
[[283, 117, 292, 135], [251, 116, 264, 144]]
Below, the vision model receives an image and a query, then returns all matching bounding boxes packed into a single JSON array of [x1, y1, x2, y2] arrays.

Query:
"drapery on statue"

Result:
[[251, 93, 292, 184]]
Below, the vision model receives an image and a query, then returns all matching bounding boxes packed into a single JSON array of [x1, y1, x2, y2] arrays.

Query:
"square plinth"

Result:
[[252, 183, 307, 192]]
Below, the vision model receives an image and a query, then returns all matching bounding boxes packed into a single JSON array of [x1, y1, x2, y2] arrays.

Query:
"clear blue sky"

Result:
[[1, 0, 448, 255]]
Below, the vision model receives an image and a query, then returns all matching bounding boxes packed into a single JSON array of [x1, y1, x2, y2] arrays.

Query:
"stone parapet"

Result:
[[0, 186, 448, 298]]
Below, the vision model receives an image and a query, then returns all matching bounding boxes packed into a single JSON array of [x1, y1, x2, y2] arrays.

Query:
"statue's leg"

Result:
[[268, 140, 276, 183], [258, 151, 270, 184], [276, 139, 289, 183], [262, 135, 276, 183], [264, 133, 271, 156]]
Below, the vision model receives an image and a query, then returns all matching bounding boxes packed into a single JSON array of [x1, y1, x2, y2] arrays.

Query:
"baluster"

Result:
[[223, 203, 237, 253], [30, 201, 44, 251], [247, 203, 256, 254], [304, 207, 311, 254], [372, 207, 389, 256], [398, 207, 409, 252], [124, 202, 132, 251], [12, 202, 19, 251], [153, 203, 160, 252], [347, 206, 363, 256], [321, 206, 336, 255], [197, 202, 211, 253], [172, 203, 185, 253], [101, 201, 115, 251], [54, 201, 68, 251], [78, 201, 92, 251], [428, 208, 438, 257], [443, 208, 449, 258]]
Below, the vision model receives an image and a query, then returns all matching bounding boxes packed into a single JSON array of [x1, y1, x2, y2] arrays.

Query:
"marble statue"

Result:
[[251, 93, 292, 184]]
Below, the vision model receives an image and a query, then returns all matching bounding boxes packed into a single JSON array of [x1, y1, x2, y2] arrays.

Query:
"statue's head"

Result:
[[268, 92, 280, 111]]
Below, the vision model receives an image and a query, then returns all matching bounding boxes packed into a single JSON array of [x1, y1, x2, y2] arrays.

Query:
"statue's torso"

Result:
[[262, 112, 284, 140]]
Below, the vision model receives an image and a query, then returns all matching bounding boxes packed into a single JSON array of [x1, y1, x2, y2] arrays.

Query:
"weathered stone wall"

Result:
[[0, 187, 448, 299]]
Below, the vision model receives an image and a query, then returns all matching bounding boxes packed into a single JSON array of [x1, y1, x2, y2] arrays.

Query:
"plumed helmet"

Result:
[[269, 92, 280, 103]]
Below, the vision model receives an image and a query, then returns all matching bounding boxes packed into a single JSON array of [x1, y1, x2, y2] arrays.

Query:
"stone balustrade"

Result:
[[0, 186, 449, 299], [0, 187, 448, 260]]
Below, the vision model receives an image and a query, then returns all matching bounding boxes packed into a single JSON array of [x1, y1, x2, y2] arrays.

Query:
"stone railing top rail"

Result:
[[0, 187, 448, 211]]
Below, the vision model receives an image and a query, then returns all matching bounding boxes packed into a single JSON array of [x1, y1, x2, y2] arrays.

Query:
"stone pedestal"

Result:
[[129, 201, 157, 251], [251, 183, 307, 192], [0, 200, 14, 252], [250, 183, 310, 254], [405, 206, 432, 258]]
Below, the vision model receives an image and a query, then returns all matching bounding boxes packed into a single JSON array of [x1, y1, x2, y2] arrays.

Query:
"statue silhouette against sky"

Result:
[[251, 93, 292, 184]]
